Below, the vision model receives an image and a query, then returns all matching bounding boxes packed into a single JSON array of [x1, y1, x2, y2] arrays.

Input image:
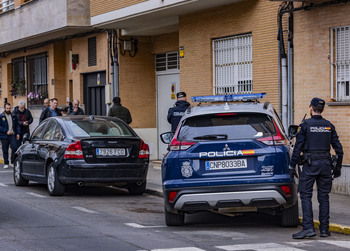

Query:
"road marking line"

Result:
[[318, 240, 350, 248], [125, 223, 165, 229], [1, 171, 13, 173], [26, 192, 46, 198], [152, 248, 205, 251], [72, 206, 98, 214], [216, 243, 305, 251], [0, 183, 8, 187]]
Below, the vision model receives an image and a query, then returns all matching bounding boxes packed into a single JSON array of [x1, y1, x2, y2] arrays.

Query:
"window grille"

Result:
[[155, 52, 179, 72], [213, 34, 252, 95], [88, 37, 97, 67], [332, 26, 350, 101], [0, 0, 14, 13], [27, 53, 48, 105]]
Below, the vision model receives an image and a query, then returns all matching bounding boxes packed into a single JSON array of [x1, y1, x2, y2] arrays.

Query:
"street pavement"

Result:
[[147, 161, 350, 235]]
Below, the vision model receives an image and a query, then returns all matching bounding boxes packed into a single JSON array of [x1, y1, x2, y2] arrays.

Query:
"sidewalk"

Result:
[[146, 161, 350, 235]]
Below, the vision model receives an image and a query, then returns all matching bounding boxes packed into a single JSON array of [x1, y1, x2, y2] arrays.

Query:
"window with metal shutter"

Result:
[[332, 26, 350, 101], [88, 37, 97, 67], [213, 34, 252, 95], [155, 52, 179, 72]]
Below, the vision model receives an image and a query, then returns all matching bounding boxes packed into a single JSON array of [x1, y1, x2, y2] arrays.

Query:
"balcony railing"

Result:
[[0, 0, 14, 13]]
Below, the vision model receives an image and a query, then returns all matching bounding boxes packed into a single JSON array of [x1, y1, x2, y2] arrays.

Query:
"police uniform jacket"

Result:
[[108, 104, 132, 124], [39, 107, 62, 123], [12, 106, 33, 136], [0, 112, 20, 139], [167, 100, 190, 132], [290, 115, 343, 169]]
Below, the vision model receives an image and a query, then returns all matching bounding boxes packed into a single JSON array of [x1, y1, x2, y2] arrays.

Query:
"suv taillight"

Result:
[[64, 141, 83, 159], [169, 138, 196, 151], [139, 140, 149, 158], [257, 120, 288, 146]]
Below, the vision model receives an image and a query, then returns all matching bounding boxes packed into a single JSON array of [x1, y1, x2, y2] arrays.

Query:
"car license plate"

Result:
[[206, 159, 247, 170], [96, 148, 126, 157]]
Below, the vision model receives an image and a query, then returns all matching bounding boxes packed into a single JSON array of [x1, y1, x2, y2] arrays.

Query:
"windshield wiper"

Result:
[[193, 134, 228, 140]]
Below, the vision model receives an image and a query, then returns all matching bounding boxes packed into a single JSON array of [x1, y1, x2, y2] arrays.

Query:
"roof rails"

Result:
[[191, 93, 266, 103]]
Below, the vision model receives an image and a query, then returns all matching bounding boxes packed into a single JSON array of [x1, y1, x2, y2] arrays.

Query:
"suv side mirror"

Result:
[[160, 132, 174, 144], [288, 125, 299, 139], [23, 133, 30, 142]]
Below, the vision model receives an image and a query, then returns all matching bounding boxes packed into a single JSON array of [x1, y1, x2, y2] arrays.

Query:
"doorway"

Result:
[[157, 73, 180, 159], [83, 71, 106, 115]]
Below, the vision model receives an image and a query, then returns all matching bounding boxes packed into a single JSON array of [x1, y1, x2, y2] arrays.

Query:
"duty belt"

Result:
[[308, 152, 331, 160]]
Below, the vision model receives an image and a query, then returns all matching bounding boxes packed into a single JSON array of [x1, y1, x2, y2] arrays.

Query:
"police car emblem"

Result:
[[181, 161, 193, 178], [223, 144, 230, 151], [2, 117, 5, 121]]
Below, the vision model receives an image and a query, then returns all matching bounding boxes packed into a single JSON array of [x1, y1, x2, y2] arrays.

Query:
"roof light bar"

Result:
[[191, 93, 266, 103]]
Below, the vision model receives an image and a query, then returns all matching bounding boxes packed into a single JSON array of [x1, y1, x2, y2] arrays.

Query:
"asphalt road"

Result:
[[0, 168, 349, 251]]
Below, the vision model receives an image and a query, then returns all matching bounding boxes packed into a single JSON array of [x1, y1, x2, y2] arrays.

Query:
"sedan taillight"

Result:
[[64, 141, 83, 159], [139, 140, 149, 159]]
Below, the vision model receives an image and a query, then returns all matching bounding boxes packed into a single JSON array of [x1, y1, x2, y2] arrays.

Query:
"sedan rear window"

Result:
[[178, 113, 276, 141], [64, 120, 134, 137]]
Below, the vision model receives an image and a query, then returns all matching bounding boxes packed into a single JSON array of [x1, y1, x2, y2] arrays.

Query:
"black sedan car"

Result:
[[13, 116, 150, 196]]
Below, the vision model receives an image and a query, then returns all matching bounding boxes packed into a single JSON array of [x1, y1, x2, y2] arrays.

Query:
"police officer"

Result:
[[290, 98, 343, 239], [167, 92, 190, 132]]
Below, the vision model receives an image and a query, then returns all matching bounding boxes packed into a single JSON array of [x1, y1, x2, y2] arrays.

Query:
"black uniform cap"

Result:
[[310, 97, 325, 108], [177, 92, 186, 98]]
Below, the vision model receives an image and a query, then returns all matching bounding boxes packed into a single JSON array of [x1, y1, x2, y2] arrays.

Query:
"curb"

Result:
[[145, 188, 163, 198], [299, 217, 350, 235]]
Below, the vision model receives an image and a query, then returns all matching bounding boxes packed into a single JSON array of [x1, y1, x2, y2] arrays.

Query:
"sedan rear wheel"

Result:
[[47, 163, 65, 196], [127, 181, 146, 195], [13, 158, 29, 186]]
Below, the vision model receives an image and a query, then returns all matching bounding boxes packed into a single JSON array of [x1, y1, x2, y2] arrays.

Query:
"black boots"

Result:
[[292, 229, 316, 239], [320, 229, 331, 237]]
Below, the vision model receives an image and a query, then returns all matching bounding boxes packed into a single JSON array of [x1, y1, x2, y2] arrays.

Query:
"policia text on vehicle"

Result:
[[289, 98, 343, 239]]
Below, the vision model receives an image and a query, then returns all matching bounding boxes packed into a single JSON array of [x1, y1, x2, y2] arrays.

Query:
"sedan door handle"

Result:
[[45, 144, 50, 148]]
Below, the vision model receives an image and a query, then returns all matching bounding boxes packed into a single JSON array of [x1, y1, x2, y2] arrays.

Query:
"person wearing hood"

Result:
[[167, 92, 190, 132], [12, 100, 33, 145]]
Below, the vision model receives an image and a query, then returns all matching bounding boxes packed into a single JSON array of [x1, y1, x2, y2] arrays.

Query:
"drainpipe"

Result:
[[109, 30, 119, 99], [287, 10, 294, 126], [281, 55, 288, 130]]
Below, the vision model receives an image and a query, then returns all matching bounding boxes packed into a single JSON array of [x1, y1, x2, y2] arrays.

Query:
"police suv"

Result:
[[160, 93, 298, 227]]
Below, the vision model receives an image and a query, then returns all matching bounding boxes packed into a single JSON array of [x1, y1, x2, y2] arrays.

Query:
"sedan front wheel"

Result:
[[47, 163, 65, 196], [13, 158, 29, 186]]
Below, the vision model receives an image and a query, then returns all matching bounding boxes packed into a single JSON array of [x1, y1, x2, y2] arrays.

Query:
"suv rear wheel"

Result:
[[281, 201, 299, 227], [165, 208, 184, 226]]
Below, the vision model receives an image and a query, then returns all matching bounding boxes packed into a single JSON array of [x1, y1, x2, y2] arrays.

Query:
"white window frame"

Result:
[[213, 34, 252, 95], [331, 26, 350, 101]]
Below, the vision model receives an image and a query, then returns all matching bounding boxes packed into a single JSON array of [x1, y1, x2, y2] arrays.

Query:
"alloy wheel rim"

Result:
[[48, 167, 55, 192], [14, 161, 20, 182]]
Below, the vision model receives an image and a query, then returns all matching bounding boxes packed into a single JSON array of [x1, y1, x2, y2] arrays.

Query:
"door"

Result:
[[83, 72, 106, 115], [157, 73, 180, 159]]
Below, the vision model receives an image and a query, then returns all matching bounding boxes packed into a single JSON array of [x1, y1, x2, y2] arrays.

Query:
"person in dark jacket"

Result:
[[68, 99, 85, 115], [42, 98, 50, 111], [108, 97, 132, 124], [167, 92, 190, 132], [290, 98, 343, 239], [0, 103, 20, 169], [12, 100, 33, 145], [39, 98, 62, 123]]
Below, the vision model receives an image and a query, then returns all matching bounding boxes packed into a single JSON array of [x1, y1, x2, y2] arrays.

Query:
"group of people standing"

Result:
[[0, 96, 133, 169]]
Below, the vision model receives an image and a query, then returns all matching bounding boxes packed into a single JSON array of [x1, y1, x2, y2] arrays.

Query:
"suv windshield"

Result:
[[65, 119, 134, 137], [178, 113, 276, 141]]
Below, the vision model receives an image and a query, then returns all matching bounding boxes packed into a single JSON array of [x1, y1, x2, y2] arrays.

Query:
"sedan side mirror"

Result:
[[160, 132, 174, 144], [23, 133, 30, 142], [288, 125, 299, 139]]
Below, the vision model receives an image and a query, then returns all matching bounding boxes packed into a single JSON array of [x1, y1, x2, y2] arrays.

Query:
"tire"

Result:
[[281, 201, 299, 227], [47, 163, 65, 196], [165, 208, 185, 226], [13, 158, 29, 186], [127, 181, 146, 195]]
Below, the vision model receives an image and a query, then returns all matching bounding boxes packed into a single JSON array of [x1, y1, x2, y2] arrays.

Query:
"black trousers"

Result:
[[299, 159, 332, 231], [1, 135, 18, 165]]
